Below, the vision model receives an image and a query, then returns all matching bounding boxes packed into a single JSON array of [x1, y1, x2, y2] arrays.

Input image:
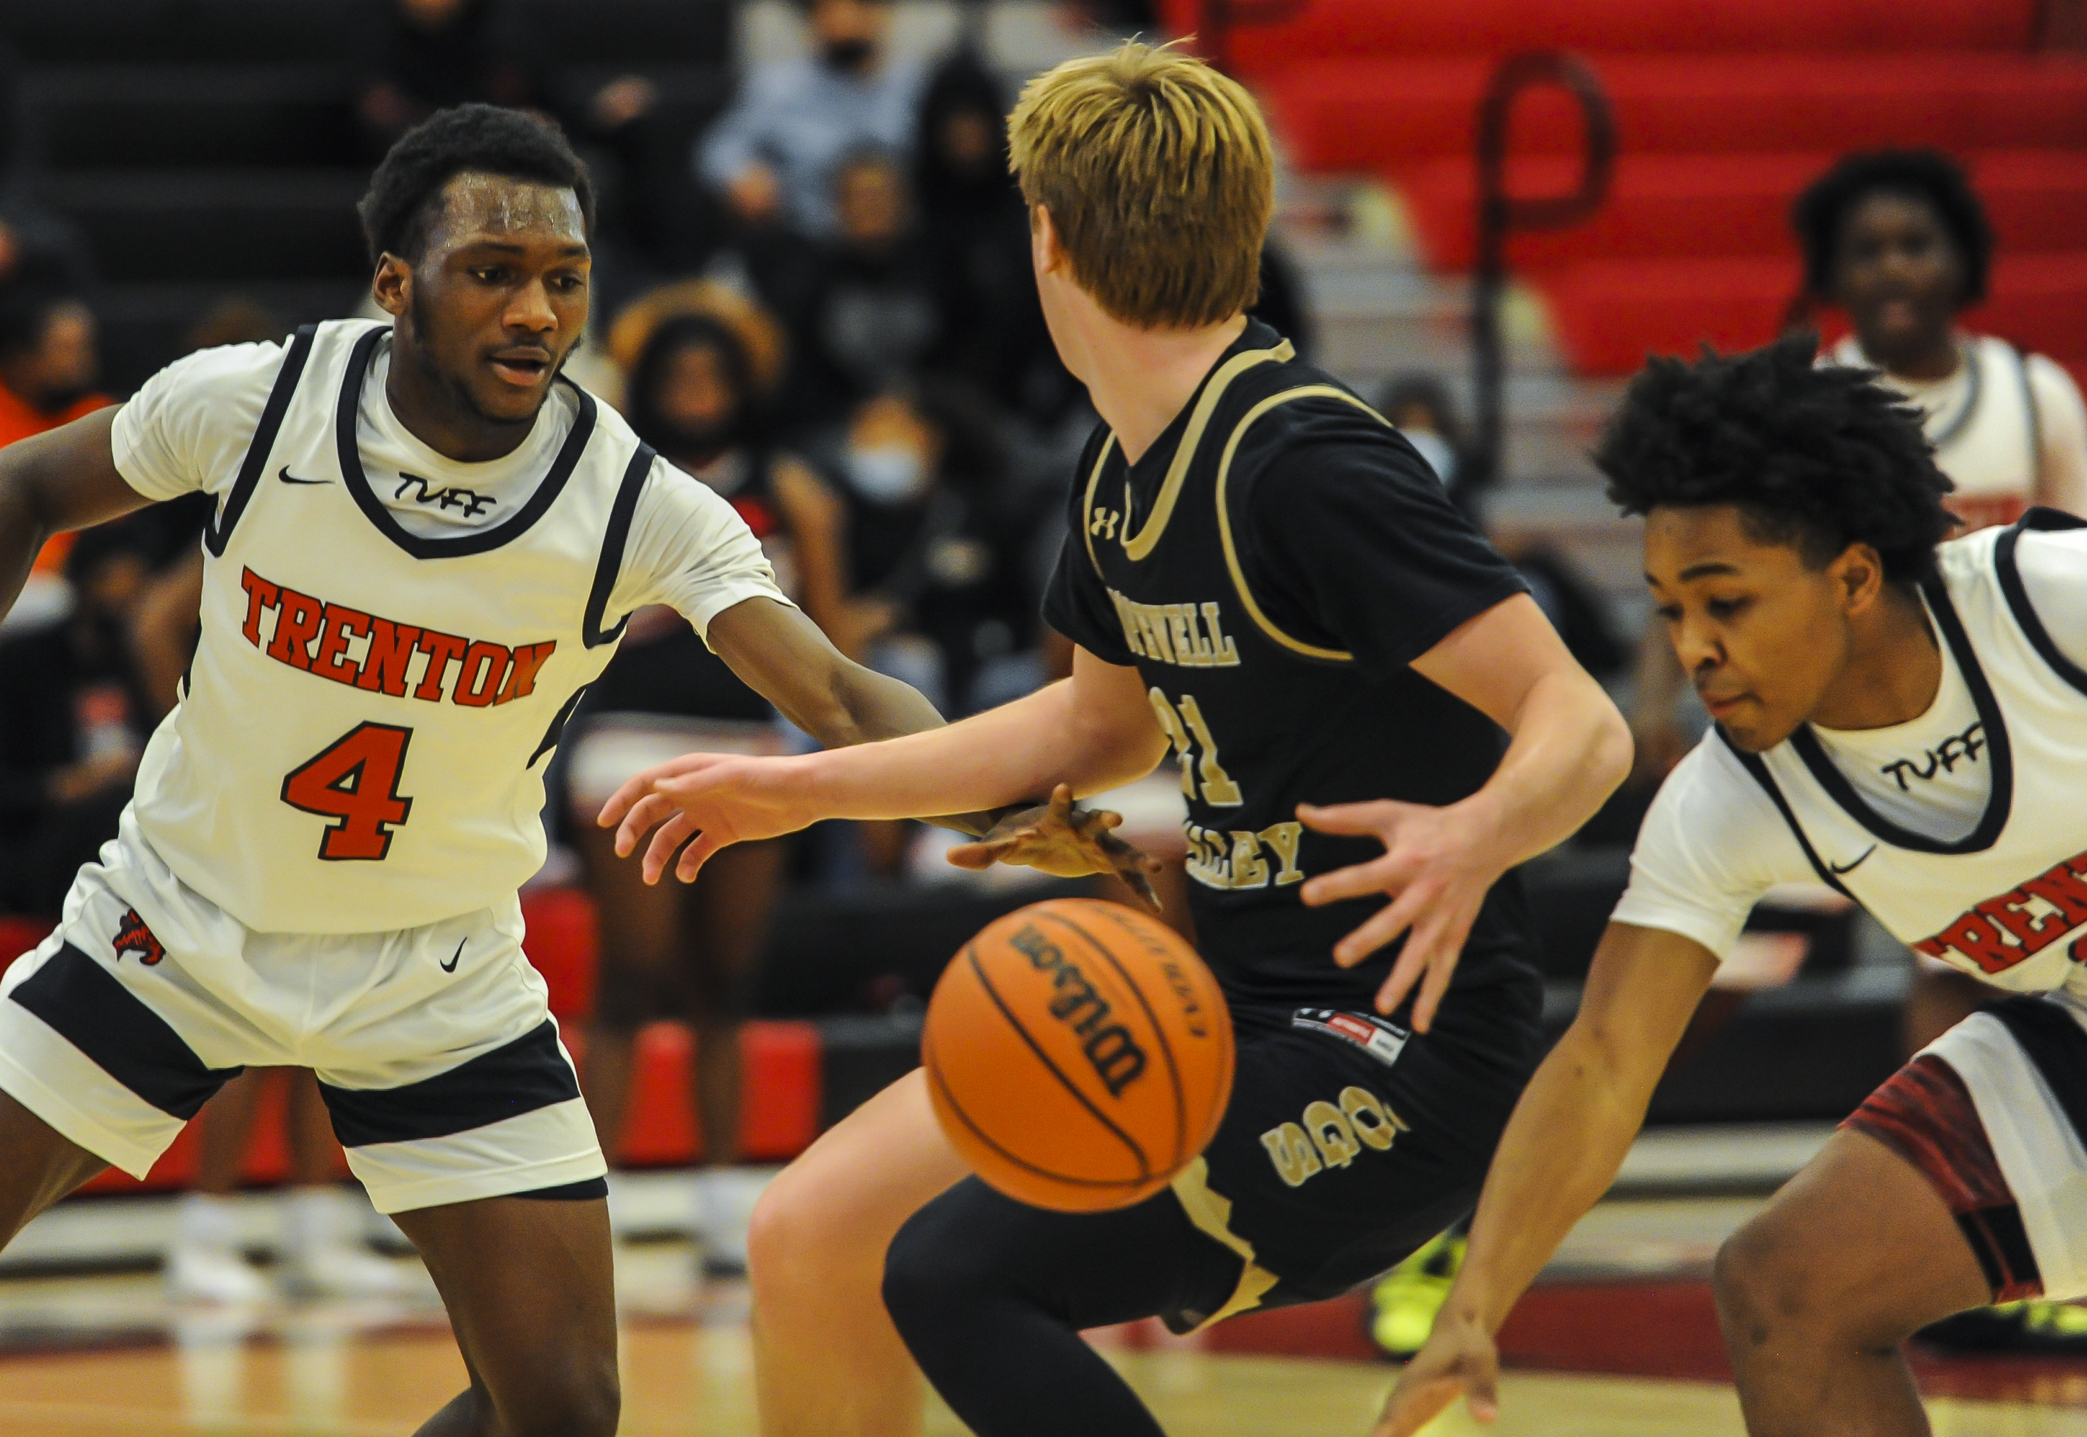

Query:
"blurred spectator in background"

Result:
[[356, 0, 542, 154], [787, 147, 941, 428], [0, 281, 112, 581], [820, 381, 1040, 717], [1795, 149, 2087, 529], [696, 0, 924, 242], [1379, 373, 1623, 685], [1379, 373, 1469, 493], [573, 283, 850, 1269], [0, 526, 152, 918], [913, 51, 1074, 429]]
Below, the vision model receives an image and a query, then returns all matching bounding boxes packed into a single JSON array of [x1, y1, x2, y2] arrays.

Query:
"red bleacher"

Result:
[[0, 891, 823, 1196], [1166, 1, 2087, 377], [1165, 0, 2039, 71]]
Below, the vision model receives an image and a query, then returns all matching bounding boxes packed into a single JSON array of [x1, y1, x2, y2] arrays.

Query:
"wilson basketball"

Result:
[[923, 897, 1235, 1212]]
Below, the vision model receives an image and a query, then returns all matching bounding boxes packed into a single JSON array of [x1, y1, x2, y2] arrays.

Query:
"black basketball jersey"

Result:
[[1043, 322, 1540, 1015]]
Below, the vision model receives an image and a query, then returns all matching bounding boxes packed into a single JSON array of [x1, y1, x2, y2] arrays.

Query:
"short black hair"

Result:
[[1792, 149, 1992, 307], [357, 103, 595, 266], [1596, 333, 1957, 585]]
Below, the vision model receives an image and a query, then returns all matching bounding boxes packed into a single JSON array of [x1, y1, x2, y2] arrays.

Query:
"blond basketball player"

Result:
[[604, 43, 1630, 1437]]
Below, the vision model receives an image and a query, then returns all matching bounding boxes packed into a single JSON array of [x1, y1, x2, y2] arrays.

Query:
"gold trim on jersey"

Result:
[[1215, 385, 1394, 663], [1168, 1157, 1283, 1330], [1081, 339, 1295, 575]]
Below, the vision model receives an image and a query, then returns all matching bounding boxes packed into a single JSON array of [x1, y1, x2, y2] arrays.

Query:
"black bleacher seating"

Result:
[[0, 0, 733, 390]]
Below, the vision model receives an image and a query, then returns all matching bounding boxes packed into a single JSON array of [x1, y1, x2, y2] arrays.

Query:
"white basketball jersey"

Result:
[[1726, 512, 2087, 997], [132, 319, 658, 934]]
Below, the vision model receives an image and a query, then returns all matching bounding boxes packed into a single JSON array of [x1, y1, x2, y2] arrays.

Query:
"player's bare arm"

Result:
[[1299, 593, 1632, 1027], [1374, 921, 1717, 1435], [601, 642, 1169, 884], [628, 599, 1162, 900], [0, 407, 146, 618]]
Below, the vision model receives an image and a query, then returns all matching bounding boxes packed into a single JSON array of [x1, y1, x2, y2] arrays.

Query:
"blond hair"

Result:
[[1008, 41, 1274, 330]]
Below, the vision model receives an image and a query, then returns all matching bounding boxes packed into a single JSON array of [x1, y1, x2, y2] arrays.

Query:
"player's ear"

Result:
[[371, 254, 412, 320], [1829, 541, 1887, 615], [1031, 204, 1067, 277]]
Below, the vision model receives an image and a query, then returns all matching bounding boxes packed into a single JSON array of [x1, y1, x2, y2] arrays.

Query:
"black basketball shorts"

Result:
[[1158, 989, 1541, 1331]]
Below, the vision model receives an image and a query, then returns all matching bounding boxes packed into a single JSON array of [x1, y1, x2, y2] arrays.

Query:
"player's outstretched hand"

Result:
[[1296, 797, 1507, 1029], [597, 751, 819, 886], [945, 783, 1165, 913], [1371, 1311, 1500, 1436]]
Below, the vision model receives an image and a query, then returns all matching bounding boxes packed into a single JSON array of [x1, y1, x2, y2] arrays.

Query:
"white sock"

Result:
[[174, 1192, 243, 1255]]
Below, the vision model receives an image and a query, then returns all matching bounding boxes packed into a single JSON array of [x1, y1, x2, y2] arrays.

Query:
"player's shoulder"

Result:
[[1635, 731, 1807, 875]]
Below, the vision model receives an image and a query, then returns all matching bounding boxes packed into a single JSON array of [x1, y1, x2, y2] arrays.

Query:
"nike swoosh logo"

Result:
[[440, 939, 464, 973], [278, 467, 330, 485], [1827, 846, 1878, 876]]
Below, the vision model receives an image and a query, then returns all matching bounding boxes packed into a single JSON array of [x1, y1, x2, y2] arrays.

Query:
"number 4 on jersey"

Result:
[[281, 722, 415, 860]]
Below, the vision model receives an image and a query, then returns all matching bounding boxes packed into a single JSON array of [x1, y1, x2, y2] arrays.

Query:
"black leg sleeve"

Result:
[[882, 1176, 1243, 1437]]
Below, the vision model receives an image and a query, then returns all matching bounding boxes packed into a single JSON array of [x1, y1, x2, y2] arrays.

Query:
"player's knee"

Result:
[[498, 1361, 619, 1437], [880, 1204, 982, 1348], [747, 1160, 840, 1302], [1713, 1216, 1816, 1352]]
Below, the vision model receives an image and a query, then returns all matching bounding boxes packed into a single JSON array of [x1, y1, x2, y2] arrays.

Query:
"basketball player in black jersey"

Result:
[[603, 43, 1632, 1437]]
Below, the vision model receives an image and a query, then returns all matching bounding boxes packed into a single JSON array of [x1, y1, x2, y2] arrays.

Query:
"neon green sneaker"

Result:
[[1369, 1229, 1467, 1359], [1918, 1299, 2087, 1353]]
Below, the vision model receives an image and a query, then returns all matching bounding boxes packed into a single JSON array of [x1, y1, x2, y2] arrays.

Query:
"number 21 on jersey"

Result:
[[281, 722, 415, 860], [1149, 688, 1241, 805]]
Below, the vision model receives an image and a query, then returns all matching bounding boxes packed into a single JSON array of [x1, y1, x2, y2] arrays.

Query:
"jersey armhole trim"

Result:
[[334, 326, 599, 560], [203, 324, 317, 558], [1213, 383, 1393, 664], [1713, 727, 1856, 901], [1995, 508, 2087, 697], [582, 443, 659, 649], [1117, 339, 1293, 563]]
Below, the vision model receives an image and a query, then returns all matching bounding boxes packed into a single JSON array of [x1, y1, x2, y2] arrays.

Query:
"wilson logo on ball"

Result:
[[1009, 922, 1149, 1097]]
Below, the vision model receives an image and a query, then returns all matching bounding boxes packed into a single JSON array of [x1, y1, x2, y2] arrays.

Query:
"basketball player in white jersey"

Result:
[[0, 105, 1138, 1437], [1797, 149, 2087, 532], [1377, 335, 2087, 1436]]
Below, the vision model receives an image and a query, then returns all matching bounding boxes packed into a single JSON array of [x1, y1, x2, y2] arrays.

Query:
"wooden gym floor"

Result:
[[3, 1188, 2087, 1435]]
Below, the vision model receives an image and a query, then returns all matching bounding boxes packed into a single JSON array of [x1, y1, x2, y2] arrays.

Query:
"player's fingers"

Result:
[[1296, 799, 1411, 839], [1410, 926, 1461, 1036], [1048, 782, 1077, 823], [673, 830, 729, 884], [1466, 1341, 1502, 1423], [1300, 851, 1418, 908], [613, 793, 681, 858], [1332, 882, 1429, 966], [945, 835, 1019, 871], [1118, 866, 1164, 914], [640, 813, 698, 885], [1373, 1379, 1460, 1437]]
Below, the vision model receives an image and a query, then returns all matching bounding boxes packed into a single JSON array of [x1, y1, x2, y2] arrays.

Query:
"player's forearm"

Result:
[[0, 409, 141, 624], [797, 678, 1154, 823], [1445, 1017, 1663, 1332], [1464, 668, 1630, 869]]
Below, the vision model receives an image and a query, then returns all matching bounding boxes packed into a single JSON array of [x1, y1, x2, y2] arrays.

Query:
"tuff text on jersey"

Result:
[[238, 567, 556, 709]]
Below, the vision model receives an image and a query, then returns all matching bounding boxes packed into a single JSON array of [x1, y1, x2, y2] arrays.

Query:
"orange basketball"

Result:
[[922, 897, 1235, 1212]]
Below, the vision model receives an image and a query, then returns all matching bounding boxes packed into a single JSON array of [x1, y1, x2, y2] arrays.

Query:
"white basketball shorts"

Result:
[[0, 812, 606, 1214]]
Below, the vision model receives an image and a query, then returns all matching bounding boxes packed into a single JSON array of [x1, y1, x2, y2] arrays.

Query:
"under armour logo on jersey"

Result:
[[396, 473, 496, 518], [1089, 509, 1121, 541], [112, 908, 166, 966]]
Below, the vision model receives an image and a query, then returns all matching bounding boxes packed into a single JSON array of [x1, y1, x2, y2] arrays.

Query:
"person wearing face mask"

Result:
[[826, 383, 1038, 723], [695, 0, 926, 243], [565, 284, 852, 1273]]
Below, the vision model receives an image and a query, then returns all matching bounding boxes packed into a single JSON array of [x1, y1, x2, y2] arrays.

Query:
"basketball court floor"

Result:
[[4, 1162, 2086, 1436]]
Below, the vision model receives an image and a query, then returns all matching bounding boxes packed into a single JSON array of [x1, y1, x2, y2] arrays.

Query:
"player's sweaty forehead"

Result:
[[423, 172, 587, 258]]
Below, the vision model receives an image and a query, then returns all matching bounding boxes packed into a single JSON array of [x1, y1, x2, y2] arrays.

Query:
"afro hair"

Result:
[[1596, 333, 1957, 584], [1791, 149, 1992, 308], [357, 103, 595, 266]]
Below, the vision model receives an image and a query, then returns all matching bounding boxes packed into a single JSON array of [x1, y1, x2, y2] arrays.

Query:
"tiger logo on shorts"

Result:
[[112, 908, 165, 966]]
